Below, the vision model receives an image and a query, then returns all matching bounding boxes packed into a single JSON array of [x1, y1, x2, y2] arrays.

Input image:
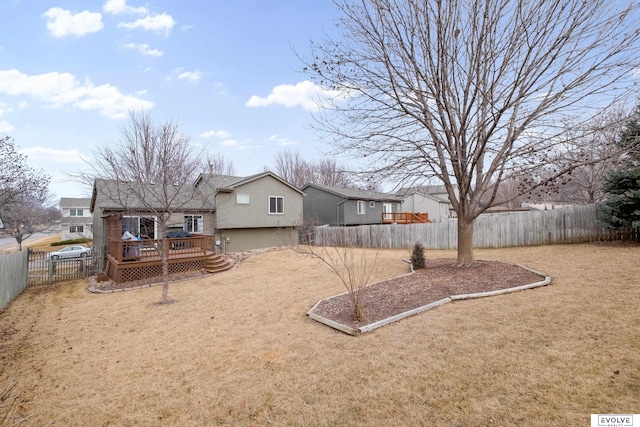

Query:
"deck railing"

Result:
[[382, 212, 431, 224], [107, 235, 217, 262]]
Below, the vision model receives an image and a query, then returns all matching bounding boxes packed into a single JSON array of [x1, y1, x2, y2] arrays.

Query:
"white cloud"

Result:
[[0, 120, 13, 133], [246, 80, 344, 111], [268, 134, 296, 147], [177, 70, 205, 83], [19, 146, 85, 164], [200, 129, 230, 139], [124, 43, 163, 57], [0, 103, 14, 116], [0, 69, 153, 119], [118, 13, 175, 35], [43, 8, 103, 38], [103, 0, 148, 15], [221, 139, 238, 147]]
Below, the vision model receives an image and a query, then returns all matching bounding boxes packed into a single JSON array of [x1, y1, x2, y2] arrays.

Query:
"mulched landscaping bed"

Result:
[[309, 259, 547, 331]]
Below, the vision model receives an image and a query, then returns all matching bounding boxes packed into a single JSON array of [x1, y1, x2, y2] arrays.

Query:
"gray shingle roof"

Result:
[[91, 179, 213, 213], [302, 183, 402, 202], [60, 197, 91, 208]]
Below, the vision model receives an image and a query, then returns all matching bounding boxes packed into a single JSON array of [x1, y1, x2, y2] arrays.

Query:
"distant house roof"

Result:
[[196, 171, 304, 195], [302, 183, 402, 202], [397, 184, 449, 196], [60, 197, 91, 209], [399, 190, 451, 204]]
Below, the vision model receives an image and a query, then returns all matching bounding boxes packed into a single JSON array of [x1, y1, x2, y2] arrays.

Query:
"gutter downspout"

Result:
[[337, 198, 348, 226]]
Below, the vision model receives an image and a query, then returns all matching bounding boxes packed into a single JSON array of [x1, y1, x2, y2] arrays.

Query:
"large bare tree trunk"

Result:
[[457, 217, 475, 267], [161, 238, 170, 304]]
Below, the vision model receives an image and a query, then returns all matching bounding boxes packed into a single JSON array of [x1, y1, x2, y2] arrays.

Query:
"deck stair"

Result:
[[204, 253, 234, 274]]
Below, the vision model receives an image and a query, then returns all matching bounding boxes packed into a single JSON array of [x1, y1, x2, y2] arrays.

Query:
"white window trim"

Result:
[[237, 193, 250, 204], [357, 200, 366, 215], [184, 215, 204, 233], [369, 201, 376, 208], [122, 215, 157, 239], [269, 196, 284, 214]]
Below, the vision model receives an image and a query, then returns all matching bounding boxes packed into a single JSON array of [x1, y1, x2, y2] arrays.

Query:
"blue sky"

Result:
[[0, 0, 342, 200]]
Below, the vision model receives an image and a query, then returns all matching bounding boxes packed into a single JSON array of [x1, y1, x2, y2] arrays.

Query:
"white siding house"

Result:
[[60, 198, 93, 241]]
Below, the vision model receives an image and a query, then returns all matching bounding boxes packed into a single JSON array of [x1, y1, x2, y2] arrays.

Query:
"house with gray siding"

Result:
[[60, 197, 93, 240], [90, 179, 214, 254], [195, 172, 304, 251], [301, 183, 402, 226], [396, 190, 453, 222], [91, 171, 303, 253], [396, 185, 456, 222]]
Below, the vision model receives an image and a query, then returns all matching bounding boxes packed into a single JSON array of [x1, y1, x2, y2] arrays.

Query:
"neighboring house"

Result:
[[90, 171, 304, 253], [195, 171, 304, 251], [60, 197, 94, 240], [301, 183, 402, 226], [396, 185, 456, 221], [396, 190, 453, 222]]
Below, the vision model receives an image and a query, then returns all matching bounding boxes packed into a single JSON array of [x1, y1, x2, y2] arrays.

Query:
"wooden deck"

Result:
[[104, 235, 227, 283], [382, 212, 431, 224]]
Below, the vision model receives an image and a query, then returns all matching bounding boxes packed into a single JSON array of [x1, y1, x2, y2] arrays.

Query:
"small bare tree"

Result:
[[84, 111, 207, 304], [297, 241, 379, 322], [305, 0, 640, 266], [295, 227, 385, 322]]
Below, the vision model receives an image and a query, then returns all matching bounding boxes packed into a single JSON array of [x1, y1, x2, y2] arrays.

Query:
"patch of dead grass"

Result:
[[0, 244, 638, 426]]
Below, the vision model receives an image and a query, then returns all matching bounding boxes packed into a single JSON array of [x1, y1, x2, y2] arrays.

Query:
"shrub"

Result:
[[411, 242, 425, 270]]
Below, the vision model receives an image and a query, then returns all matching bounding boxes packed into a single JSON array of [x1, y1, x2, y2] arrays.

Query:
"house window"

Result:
[[369, 201, 376, 208], [357, 200, 366, 214], [70, 209, 83, 216], [122, 216, 156, 239], [269, 196, 284, 214], [237, 194, 250, 204], [69, 225, 84, 233], [184, 215, 204, 233]]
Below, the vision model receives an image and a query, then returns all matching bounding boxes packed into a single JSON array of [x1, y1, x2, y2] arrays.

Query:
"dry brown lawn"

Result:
[[1, 243, 638, 426]]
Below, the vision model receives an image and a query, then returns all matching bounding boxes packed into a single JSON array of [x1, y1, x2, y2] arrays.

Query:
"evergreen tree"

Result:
[[601, 105, 640, 230]]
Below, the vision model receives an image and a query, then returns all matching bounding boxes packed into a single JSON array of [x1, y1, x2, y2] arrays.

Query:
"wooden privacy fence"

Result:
[[0, 250, 28, 310], [314, 204, 637, 249]]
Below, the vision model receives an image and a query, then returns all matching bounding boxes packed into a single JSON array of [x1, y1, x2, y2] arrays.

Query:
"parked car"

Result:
[[47, 245, 92, 260]]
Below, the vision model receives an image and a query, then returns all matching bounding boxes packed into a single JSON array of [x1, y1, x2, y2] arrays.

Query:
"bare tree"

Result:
[[205, 152, 235, 176], [296, 242, 379, 322], [0, 135, 53, 251], [0, 135, 49, 210], [305, 0, 640, 266], [273, 149, 313, 188], [273, 149, 357, 188], [85, 111, 207, 304], [0, 197, 60, 251], [530, 107, 629, 204]]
